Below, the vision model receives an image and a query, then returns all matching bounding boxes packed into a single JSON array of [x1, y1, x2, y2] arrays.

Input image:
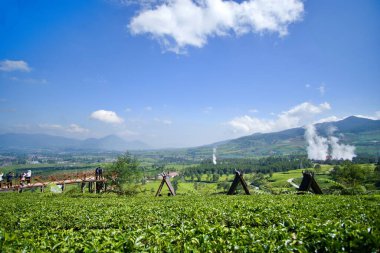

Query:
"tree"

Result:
[[105, 153, 141, 194], [331, 162, 366, 187], [172, 177, 179, 192], [314, 164, 322, 174], [374, 162, 380, 188], [212, 174, 220, 182]]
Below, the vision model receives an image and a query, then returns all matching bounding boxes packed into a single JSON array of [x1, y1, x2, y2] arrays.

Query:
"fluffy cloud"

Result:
[[129, 0, 304, 53], [90, 110, 124, 124], [228, 102, 331, 134], [0, 60, 31, 72]]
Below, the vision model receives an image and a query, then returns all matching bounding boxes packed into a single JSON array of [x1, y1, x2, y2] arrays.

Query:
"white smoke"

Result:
[[212, 147, 217, 165], [329, 136, 356, 160], [305, 124, 356, 161], [305, 124, 329, 160]]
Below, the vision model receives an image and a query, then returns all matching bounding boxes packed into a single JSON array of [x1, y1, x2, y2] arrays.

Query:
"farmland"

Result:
[[0, 193, 379, 252]]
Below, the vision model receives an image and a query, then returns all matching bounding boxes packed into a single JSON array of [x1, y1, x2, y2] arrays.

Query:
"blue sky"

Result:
[[0, 0, 379, 148]]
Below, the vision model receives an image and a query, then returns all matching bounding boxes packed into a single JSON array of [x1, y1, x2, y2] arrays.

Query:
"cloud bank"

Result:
[[39, 123, 89, 134], [90, 110, 124, 124], [228, 102, 331, 134], [0, 60, 31, 72], [305, 124, 356, 161], [129, 0, 304, 52]]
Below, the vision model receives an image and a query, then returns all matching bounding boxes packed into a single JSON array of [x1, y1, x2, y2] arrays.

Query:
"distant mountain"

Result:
[[316, 116, 380, 135], [80, 135, 149, 151], [181, 116, 380, 158], [1, 116, 379, 157], [0, 133, 149, 152]]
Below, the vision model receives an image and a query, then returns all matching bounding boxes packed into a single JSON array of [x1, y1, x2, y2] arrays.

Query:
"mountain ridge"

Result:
[[182, 116, 380, 158], [0, 116, 379, 156], [0, 133, 149, 152]]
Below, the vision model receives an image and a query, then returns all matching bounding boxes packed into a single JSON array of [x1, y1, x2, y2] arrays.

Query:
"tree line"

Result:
[[182, 156, 313, 178]]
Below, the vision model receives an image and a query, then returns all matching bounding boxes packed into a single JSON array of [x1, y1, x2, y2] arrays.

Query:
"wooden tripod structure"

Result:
[[227, 170, 251, 195], [298, 171, 323, 194], [155, 172, 176, 197]]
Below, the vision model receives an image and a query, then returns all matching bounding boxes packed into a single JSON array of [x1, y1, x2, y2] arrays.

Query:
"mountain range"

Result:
[[0, 116, 379, 156], [0, 133, 149, 152], [184, 116, 380, 158]]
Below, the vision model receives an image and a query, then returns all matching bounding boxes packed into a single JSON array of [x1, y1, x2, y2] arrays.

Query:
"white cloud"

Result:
[[313, 116, 341, 124], [10, 76, 48, 84], [129, 0, 304, 53], [39, 124, 63, 130], [118, 129, 139, 137], [228, 102, 331, 134], [249, 108, 258, 113], [318, 84, 325, 95], [66, 124, 89, 134], [353, 114, 378, 120], [38, 123, 89, 134], [90, 110, 124, 124], [375, 111, 380, 119], [203, 106, 213, 113], [228, 115, 274, 133], [0, 60, 31, 72], [154, 118, 173, 125]]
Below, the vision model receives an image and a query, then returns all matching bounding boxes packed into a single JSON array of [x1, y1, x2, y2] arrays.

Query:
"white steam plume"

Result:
[[305, 124, 356, 161], [305, 124, 329, 160], [329, 136, 356, 160], [212, 147, 217, 165]]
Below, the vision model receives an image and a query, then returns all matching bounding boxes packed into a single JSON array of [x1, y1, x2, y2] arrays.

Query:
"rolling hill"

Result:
[[224, 116, 379, 157], [180, 116, 380, 158]]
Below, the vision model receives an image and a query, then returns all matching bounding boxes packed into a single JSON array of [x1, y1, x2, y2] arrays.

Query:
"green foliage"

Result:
[[314, 164, 322, 174], [212, 174, 220, 182], [331, 162, 369, 187], [183, 157, 312, 179], [172, 177, 180, 192], [105, 153, 141, 194], [0, 194, 379, 252]]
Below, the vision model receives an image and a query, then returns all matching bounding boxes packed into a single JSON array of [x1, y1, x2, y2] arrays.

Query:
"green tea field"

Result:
[[0, 193, 379, 252]]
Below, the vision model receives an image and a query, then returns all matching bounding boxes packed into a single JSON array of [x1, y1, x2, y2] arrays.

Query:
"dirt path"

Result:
[[287, 178, 299, 188]]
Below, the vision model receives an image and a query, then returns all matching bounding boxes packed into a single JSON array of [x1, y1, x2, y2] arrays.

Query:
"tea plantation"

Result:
[[0, 193, 379, 252]]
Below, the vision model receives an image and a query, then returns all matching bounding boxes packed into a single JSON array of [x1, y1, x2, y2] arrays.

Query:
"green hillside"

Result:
[[190, 116, 380, 158]]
